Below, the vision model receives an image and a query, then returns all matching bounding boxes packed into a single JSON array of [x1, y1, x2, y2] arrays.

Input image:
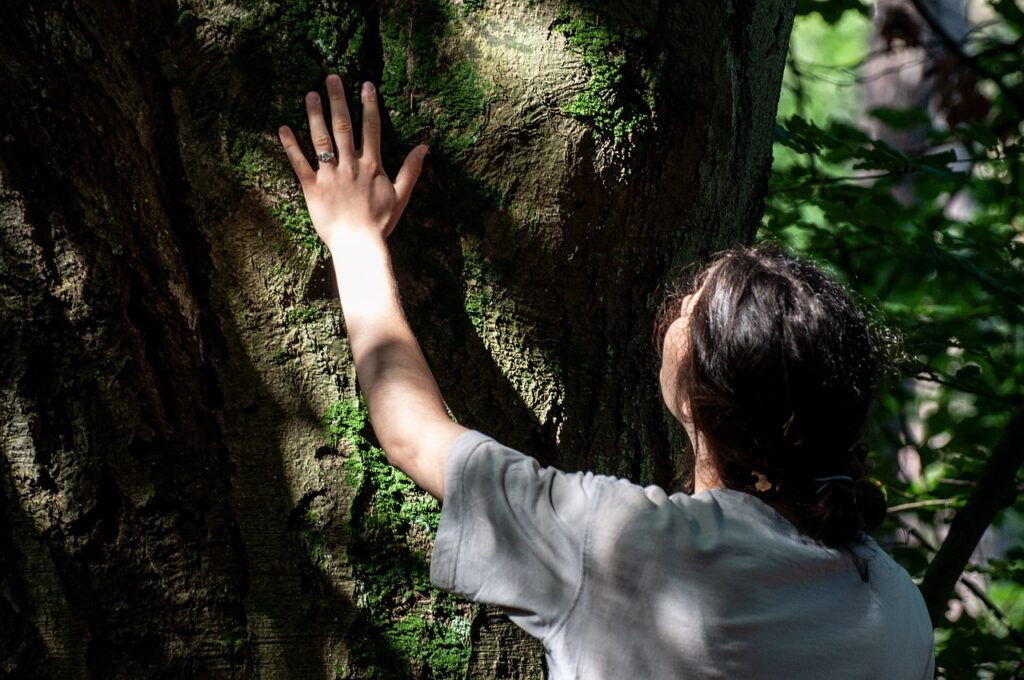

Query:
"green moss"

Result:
[[220, 628, 246, 654], [461, 244, 509, 331], [228, 131, 324, 253], [175, 7, 196, 29], [378, 0, 494, 161], [553, 6, 661, 146], [271, 348, 292, 365], [285, 304, 321, 326], [324, 399, 474, 678], [223, 0, 366, 104], [459, 0, 486, 13], [201, 1, 369, 251]]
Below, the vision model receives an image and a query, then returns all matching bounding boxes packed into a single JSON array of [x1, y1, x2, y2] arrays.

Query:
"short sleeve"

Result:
[[430, 431, 598, 640]]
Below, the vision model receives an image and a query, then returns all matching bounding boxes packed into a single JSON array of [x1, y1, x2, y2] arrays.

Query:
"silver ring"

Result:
[[317, 151, 335, 162]]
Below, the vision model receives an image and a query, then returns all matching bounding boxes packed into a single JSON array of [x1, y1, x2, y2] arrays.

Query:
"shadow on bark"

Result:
[[1, 0, 792, 676], [0, 0, 355, 676]]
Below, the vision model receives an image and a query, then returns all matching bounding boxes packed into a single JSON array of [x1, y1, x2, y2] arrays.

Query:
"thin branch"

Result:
[[891, 513, 938, 552], [774, 171, 906, 192], [891, 514, 1024, 646], [908, 0, 1024, 113], [888, 499, 958, 512], [786, 42, 817, 181], [797, 39, 948, 75], [958, 576, 1024, 648], [772, 152, 1019, 193], [912, 370, 1023, 407], [919, 407, 1024, 624], [937, 478, 976, 488], [792, 25, 1016, 76], [797, 57, 934, 88]]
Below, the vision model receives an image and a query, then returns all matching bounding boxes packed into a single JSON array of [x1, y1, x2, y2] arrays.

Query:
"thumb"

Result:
[[393, 144, 429, 214]]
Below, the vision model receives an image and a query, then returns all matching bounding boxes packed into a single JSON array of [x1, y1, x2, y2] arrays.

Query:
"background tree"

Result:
[[767, 1, 1023, 676], [0, 0, 795, 677]]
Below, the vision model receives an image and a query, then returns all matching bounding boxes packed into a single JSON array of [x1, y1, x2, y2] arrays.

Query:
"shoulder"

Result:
[[445, 431, 794, 534], [444, 429, 666, 509]]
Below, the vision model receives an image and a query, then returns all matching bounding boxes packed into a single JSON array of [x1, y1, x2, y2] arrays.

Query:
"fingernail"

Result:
[[362, 81, 373, 95]]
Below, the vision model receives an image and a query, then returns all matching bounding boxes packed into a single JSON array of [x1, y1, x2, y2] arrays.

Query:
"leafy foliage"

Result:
[[762, 5, 1024, 677]]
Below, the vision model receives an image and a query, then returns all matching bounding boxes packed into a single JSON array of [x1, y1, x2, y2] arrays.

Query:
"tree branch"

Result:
[[918, 406, 1024, 623], [957, 576, 1024, 648], [888, 498, 958, 513], [891, 515, 1024, 646], [772, 151, 1019, 193], [912, 369, 1023, 407]]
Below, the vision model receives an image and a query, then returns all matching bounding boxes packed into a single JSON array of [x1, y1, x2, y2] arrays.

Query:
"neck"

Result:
[[693, 457, 723, 493], [686, 427, 724, 493]]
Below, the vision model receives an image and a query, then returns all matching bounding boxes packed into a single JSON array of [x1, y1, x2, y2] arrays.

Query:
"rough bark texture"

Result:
[[0, 0, 794, 677]]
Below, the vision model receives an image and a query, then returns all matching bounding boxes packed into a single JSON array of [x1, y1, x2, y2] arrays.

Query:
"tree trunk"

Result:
[[0, 0, 794, 677]]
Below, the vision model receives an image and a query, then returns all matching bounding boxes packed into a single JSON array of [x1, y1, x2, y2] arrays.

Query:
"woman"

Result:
[[278, 75, 935, 679]]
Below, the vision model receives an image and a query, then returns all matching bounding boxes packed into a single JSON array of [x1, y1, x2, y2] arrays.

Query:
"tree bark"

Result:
[[0, 0, 794, 677]]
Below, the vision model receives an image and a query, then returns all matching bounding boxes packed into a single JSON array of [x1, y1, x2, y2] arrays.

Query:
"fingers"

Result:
[[360, 81, 381, 163], [305, 92, 335, 162], [277, 125, 315, 185], [394, 144, 429, 214], [326, 74, 355, 158]]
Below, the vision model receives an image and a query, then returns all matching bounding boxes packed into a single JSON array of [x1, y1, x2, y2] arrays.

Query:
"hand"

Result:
[[278, 75, 429, 251]]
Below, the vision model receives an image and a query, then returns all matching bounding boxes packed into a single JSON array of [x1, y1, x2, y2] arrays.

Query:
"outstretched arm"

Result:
[[278, 75, 467, 499]]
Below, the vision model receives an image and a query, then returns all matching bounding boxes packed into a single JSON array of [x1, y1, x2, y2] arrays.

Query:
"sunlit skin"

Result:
[[278, 75, 467, 500], [659, 291, 724, 494], [279, 73, 719, 499], [663, 298, 803, 525]]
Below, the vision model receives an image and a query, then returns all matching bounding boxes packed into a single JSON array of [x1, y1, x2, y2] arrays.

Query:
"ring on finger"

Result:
[[317, 151, 336, 162]]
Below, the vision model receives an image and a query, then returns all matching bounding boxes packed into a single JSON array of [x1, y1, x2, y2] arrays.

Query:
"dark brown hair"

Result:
[[666, 245, 887, 550]]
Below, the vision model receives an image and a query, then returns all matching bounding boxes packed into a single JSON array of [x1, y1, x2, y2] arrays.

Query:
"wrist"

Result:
[[325, 225, 388, 257]]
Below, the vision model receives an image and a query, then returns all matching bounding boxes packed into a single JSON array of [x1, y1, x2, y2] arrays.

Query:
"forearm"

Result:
[[279, 76, 461, 497], [329, 230, 458, 497]]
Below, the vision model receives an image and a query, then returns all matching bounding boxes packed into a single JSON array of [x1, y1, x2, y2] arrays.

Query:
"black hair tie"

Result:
[[814, 475, 853, 495]]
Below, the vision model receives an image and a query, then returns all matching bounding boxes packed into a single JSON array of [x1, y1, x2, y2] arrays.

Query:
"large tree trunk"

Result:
[[0, 0, 794, 677]]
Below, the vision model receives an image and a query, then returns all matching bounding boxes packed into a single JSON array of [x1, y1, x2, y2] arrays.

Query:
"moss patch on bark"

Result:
[[324, 399, 475, 679], [552, 4, 662, 147], [378, 0, 495, 160]]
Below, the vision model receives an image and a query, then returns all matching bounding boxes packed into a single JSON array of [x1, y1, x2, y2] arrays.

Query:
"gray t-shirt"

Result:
[[431, 431, 935, 679]]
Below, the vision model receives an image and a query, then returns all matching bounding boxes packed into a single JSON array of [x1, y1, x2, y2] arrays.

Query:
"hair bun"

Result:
[[809, 477, 887, 548], [854, 479, 887, 532]]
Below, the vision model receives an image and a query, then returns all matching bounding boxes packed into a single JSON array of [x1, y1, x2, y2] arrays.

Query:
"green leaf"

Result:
[[958, 120, 1001, 151], [991, 0, 1024, 29], [851, 140, 911, 171], [869, 106, 933, 131], [955, 364, 982, 380], [795, 0, 870, 23]]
